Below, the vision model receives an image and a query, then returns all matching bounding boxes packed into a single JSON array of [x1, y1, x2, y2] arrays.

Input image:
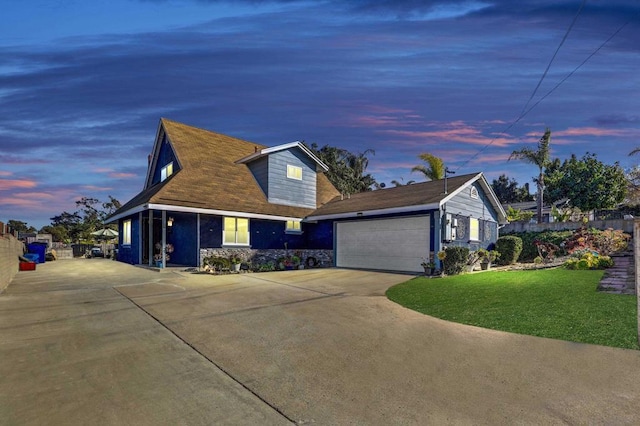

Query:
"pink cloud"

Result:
[[0, 171, 12, 176], [81, 185, 113, 191], [383, 125, 516, 147], [526, 127, 640, 138], [0, 179, 37, 190], [109, 172, 136, 179]]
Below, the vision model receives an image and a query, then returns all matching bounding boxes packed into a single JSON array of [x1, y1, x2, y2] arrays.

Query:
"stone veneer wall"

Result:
[[200, 248, 334, 268]]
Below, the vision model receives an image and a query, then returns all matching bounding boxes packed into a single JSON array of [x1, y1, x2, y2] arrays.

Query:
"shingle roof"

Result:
[[110, 118, 340, 220], [307, 172, 493, 219]]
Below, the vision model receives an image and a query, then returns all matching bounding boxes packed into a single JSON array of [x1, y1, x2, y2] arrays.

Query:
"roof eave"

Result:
[[305, 203, 440, 221], [236, 141, 329, 172]]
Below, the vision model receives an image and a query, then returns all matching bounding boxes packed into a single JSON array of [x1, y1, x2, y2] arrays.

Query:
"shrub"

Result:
[[564, 252, 614, 270], [203, 255, 231, 270], [563, 227, 630, 256], [495, 236, 523, 265], [442, 246, 469, 276], [503, 230, 573, 262]]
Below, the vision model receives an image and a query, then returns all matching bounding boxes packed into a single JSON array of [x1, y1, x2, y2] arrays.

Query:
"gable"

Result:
[[446, 181, 499, 222], [149, 133, 180, 187], [108, 118, 341, 224]]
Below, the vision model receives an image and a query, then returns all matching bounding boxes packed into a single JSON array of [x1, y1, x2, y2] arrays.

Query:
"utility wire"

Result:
[[519, 0, 587, 118], [454, 14, 631, 172]]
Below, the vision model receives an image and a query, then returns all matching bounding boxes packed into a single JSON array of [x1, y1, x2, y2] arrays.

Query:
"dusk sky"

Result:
[[1, 0, 639, 229]]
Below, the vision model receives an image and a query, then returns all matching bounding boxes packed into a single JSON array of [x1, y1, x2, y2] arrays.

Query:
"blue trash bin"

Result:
[[27, 242, 47, 263]]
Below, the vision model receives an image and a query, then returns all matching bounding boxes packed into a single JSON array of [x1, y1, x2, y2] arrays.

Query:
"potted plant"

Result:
[[229, 254, 242, 272], [478, 249, 500, 270], [421, 258, 436, 276]]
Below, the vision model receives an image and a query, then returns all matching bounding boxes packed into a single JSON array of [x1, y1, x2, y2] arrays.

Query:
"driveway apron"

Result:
[[2, 259, 640, 424]]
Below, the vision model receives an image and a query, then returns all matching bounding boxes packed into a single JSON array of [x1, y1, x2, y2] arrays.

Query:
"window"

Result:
[[286, 220, 302, 233], [161, 162, 173, 181], [469, 218, 480, 241], [470, 186, 479, 199], [287, 164, 302, 180], [123, 219, 132, 245], [223, 217, 249, 245]]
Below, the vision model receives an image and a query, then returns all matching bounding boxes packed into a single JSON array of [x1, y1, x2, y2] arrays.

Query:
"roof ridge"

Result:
[[160, 118, 267, 148]]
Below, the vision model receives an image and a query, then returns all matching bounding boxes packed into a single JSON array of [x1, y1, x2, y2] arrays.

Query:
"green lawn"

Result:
[[386, 268, 639, 350]]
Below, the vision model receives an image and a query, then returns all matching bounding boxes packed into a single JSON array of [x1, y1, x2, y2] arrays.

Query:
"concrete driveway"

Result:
[[2, 259, 640, 424]]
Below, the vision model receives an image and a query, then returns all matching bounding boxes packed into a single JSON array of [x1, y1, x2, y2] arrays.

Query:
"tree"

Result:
[[552, 153, 627, 211], [491, 174, 533, 203], [39, 225, 70, 243], [505, 206, 535, 223], [309, 143, 378, 193], [411, 153, 444, 181], [50, 211, 83, 243], [6, 220, 36, 233], [47, 195, 121, 243], [390, 178, 416, 187], [100, 196, 122, 222], [509, 128, 551, 223]]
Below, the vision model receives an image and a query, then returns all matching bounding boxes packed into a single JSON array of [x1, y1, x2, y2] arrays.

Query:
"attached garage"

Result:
[[335, 216, 430, 273]]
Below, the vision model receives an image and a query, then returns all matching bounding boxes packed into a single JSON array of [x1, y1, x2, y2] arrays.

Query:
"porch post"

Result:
[[162, 210, 167, 268], [148, 209, 153, 266], [197, 213, 201, 268], [138, 211, 143, 264]]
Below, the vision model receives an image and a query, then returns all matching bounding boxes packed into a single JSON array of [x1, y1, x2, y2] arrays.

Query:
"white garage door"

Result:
[[336, 216, 430, 273]]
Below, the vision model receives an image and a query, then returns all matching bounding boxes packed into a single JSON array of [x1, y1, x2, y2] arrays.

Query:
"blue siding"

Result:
[[303, 221, 334, 249], [117, 214, 140, 264], [166, 213, 198, 266], [267, 148, 317, 208], [200, 215, 223, 248], [247, 156, 269, 196], [251, 219, 305, 249], [443, 182, 499, 250], [446, 182, 498, 222], [151, 135, 179, 186]]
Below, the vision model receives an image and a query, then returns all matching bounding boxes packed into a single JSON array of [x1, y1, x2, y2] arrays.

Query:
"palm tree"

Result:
[[411, 153, 445, 181], [509, 128, 551, 223], [390, 178, 416, 187]]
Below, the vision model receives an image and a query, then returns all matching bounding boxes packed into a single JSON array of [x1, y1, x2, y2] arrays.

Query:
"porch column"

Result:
[[197, 213, 201, 268], [162, 210, 167, 268], [148, 209, 153, 266]]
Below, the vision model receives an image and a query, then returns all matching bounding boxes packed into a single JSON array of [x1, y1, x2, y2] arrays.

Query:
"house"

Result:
[[108, 118, 507, 273]]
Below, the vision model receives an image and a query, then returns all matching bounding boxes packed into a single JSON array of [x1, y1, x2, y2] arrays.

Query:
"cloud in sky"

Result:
[[0, 0, 639, 227]]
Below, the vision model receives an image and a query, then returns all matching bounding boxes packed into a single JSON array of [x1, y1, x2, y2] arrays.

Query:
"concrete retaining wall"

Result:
[[502, 219, 634, 234], [0, 233, 25, 292]]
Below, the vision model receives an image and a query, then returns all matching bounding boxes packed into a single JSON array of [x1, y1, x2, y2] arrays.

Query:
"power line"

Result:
[[455, 14, 632, 172], [519, 0, 587, 118]]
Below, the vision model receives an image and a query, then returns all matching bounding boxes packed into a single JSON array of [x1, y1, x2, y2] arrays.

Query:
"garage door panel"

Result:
[[336, 216, 430, 273]]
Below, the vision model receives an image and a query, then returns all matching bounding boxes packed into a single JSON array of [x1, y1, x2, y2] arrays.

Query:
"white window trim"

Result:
[[223, 217, 250, 246], [161, 162, 173, 182], [287, 164, 302, 180], [285, 220, 302, 234], [470, 186, 479, 199], [122, 219, 132, 246], [469, 217, 480, 241]]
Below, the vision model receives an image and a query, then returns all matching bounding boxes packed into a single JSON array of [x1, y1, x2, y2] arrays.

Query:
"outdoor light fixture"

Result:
[[167, 217, 174, 227]]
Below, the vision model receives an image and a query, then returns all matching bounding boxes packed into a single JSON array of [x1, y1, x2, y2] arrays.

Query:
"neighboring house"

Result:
[[504, 199, 575, 223], [108, 118, 506, 273]]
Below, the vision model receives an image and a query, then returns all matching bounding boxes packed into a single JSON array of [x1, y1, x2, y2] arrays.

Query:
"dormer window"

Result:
[[161, 162, 173, 181], [287, 165, 302, 180]]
